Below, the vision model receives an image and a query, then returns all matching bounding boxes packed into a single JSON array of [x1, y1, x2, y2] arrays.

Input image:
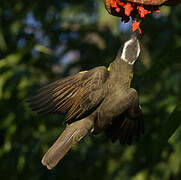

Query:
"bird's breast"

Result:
[[93, 89, 129, 133]]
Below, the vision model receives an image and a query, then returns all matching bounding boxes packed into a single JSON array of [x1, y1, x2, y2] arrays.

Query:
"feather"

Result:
[[41, 118, 93, 169], [105, 112, 144, 145], [27, 66, 108, 123]]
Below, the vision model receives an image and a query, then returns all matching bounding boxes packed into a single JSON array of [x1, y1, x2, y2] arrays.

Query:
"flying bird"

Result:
[[27, 35, 144, 170]]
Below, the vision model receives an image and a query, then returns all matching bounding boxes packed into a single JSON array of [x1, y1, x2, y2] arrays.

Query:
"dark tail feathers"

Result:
[[42, 118, 93, 169]]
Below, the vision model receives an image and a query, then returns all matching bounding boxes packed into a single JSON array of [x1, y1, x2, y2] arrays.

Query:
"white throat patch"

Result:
[[121, 38, 140, 65]]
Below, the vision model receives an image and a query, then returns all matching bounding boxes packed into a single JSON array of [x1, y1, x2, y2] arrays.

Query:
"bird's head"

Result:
[[117, 35, 140, 65]]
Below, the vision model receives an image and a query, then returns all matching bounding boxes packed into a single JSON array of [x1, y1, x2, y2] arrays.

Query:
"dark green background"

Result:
[[0, 0, 181, 179]]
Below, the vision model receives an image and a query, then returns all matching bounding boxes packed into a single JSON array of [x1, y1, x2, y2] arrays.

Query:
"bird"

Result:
[[27, 34, 144, 170]]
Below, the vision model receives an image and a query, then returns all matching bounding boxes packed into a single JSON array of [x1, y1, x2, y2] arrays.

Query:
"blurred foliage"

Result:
[[0, 0, 181, 179]]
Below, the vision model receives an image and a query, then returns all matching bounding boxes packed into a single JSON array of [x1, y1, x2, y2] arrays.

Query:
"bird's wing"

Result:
[[105, 107, 144, 145], [102, 88, 144, 144], [27, 66, 109, 123]]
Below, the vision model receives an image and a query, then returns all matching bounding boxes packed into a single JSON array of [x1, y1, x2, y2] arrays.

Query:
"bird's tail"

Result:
[[41, 118, 93, 169]]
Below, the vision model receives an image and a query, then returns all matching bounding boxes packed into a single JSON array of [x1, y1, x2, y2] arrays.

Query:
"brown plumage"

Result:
[[27, 35, 144, 169]]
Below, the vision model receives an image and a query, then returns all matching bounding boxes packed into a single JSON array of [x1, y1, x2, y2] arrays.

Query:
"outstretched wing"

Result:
[[27, 66, 109, 123]]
